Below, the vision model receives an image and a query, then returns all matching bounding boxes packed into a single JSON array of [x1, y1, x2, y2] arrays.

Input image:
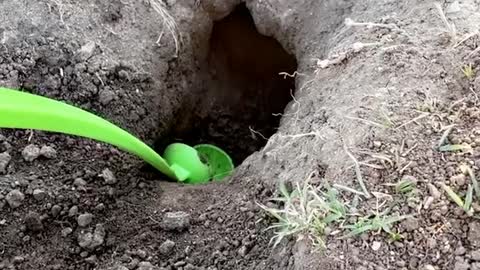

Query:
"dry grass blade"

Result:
[[150, 0, 181, 56], [258, 177, 347, 248], [464, 184, 474, 216], [343, 144, 371, 198], [441, 183, 464, 208], [460, 164, 480, 200], [437, 124, 454, 149], [434, 2, 456, 42], [438, 143, 472, 153]]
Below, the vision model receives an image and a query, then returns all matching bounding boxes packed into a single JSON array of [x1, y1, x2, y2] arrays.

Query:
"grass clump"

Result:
[[259, 176, 411, 247], [258, 179, 346, 248], [341, 212, 409, 241], [462, 63, 475, 80]]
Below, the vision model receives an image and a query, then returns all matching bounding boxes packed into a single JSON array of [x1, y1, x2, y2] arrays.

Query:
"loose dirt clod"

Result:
[[78, 213, 94, 227], [32, 189, 46, 201], [6, 189, 25, 208], [0, 152, 11, 174], [39, 145, 57, 159], [159, 239, 175, 255], [24, 211, 43, 232], [101, 168, 117, 185], [21, 144, 40, 162], [137, 261, 158, 270], [77, 224, 106, 250], [161, 211, 190, 231]]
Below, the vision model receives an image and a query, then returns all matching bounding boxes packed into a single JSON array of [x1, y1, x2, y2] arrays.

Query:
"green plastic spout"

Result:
[[0, 87, 211, 182]]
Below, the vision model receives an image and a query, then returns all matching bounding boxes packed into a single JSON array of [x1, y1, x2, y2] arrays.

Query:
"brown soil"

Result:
[[2, 0, 480, 270]]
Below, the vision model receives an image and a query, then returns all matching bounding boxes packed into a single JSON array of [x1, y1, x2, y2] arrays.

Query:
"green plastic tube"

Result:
[[0, 87, 211, 181]]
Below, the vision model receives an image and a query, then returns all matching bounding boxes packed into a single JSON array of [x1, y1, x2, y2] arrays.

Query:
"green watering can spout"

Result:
[[0, 87, 234, 184]]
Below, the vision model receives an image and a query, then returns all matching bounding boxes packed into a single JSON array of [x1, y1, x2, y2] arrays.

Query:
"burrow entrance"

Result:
[[158, 4, 297, 164]]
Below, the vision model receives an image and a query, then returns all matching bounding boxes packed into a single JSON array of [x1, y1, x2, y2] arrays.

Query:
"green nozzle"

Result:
[[0, 87, 234, 183]]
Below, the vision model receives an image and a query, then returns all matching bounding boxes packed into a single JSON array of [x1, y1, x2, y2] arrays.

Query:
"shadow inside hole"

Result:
[[156, 3, 297, 165]]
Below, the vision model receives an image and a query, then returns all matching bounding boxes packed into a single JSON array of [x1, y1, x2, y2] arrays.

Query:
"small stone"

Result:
[[73, 178, 87, 187], [51, 205, 62, 217], [472, 250, 480, 261], [427, 183, 441, 199], [25, 211, 43, 232], [135, 249, 147, 259], [61, 227, 73, 237], [77, 41, 96, 61], [238, 245, 248, 256], [454, 261, 470, 270], [22, 144, 40, 162], [22, 235, 30, 242], [159, 240, 175, 255], [402, 217, 419, 232], [40, 146, 57, 159], [174, 261, 186, 267], [101, 168, 117, 184], [77, 224, 105, 250], [455, 246, 467, 255], [32, 189, 46, 201], [80, 251, 89, 258], [184, 264, 195, 270], [12, 256, 25, 264], [107, 265, 129, 270], [451, 174, 466, 187], [371, 241, 382, 251], [78, 213, 94, 227], [137, 262, 158, 270], [161, 211, 191, 231], [85, 255, 97, 264], [95, 203, 105, 211], [0, 152, 11, 174], [98, 89, 116, 105], [69, 206, 79, 217], [6, 189, 25, 208], [470, 222, 480, 247], [446, 1, 461, 13]]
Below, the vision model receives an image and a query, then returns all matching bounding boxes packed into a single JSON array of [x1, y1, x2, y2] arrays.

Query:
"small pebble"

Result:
[[78, 213, 94, 227], [12, 256, 25, 264], [25, 211, 43, 232], [472, 249, 480, 261], [40, 145, 57, 159], [95, 203, 105, 211], [101, 168, 117, 184], [137, 261, 156, 270], [371, 241, 382, 251], [451, 174, 466, 187], [61, 227, 73, 237], [69, 206, 79, 217], [77, 224, 105, 250], [427, 183, 441, 199], [85, 255, 97, 264], [161, 211, 191, 231], [80, 251, 89, 258], [32, 189, 46, 201], [51, 205, 62, 217], [6, 189, 25, 208], [0, 152, 11, 174], [159, 239, 175, 255], [73, 178, 87, 187], [22, 144, 40, 162]]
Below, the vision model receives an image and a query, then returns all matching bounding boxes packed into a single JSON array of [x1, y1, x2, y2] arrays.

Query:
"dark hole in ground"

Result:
[[157, 4, 297, 165]]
